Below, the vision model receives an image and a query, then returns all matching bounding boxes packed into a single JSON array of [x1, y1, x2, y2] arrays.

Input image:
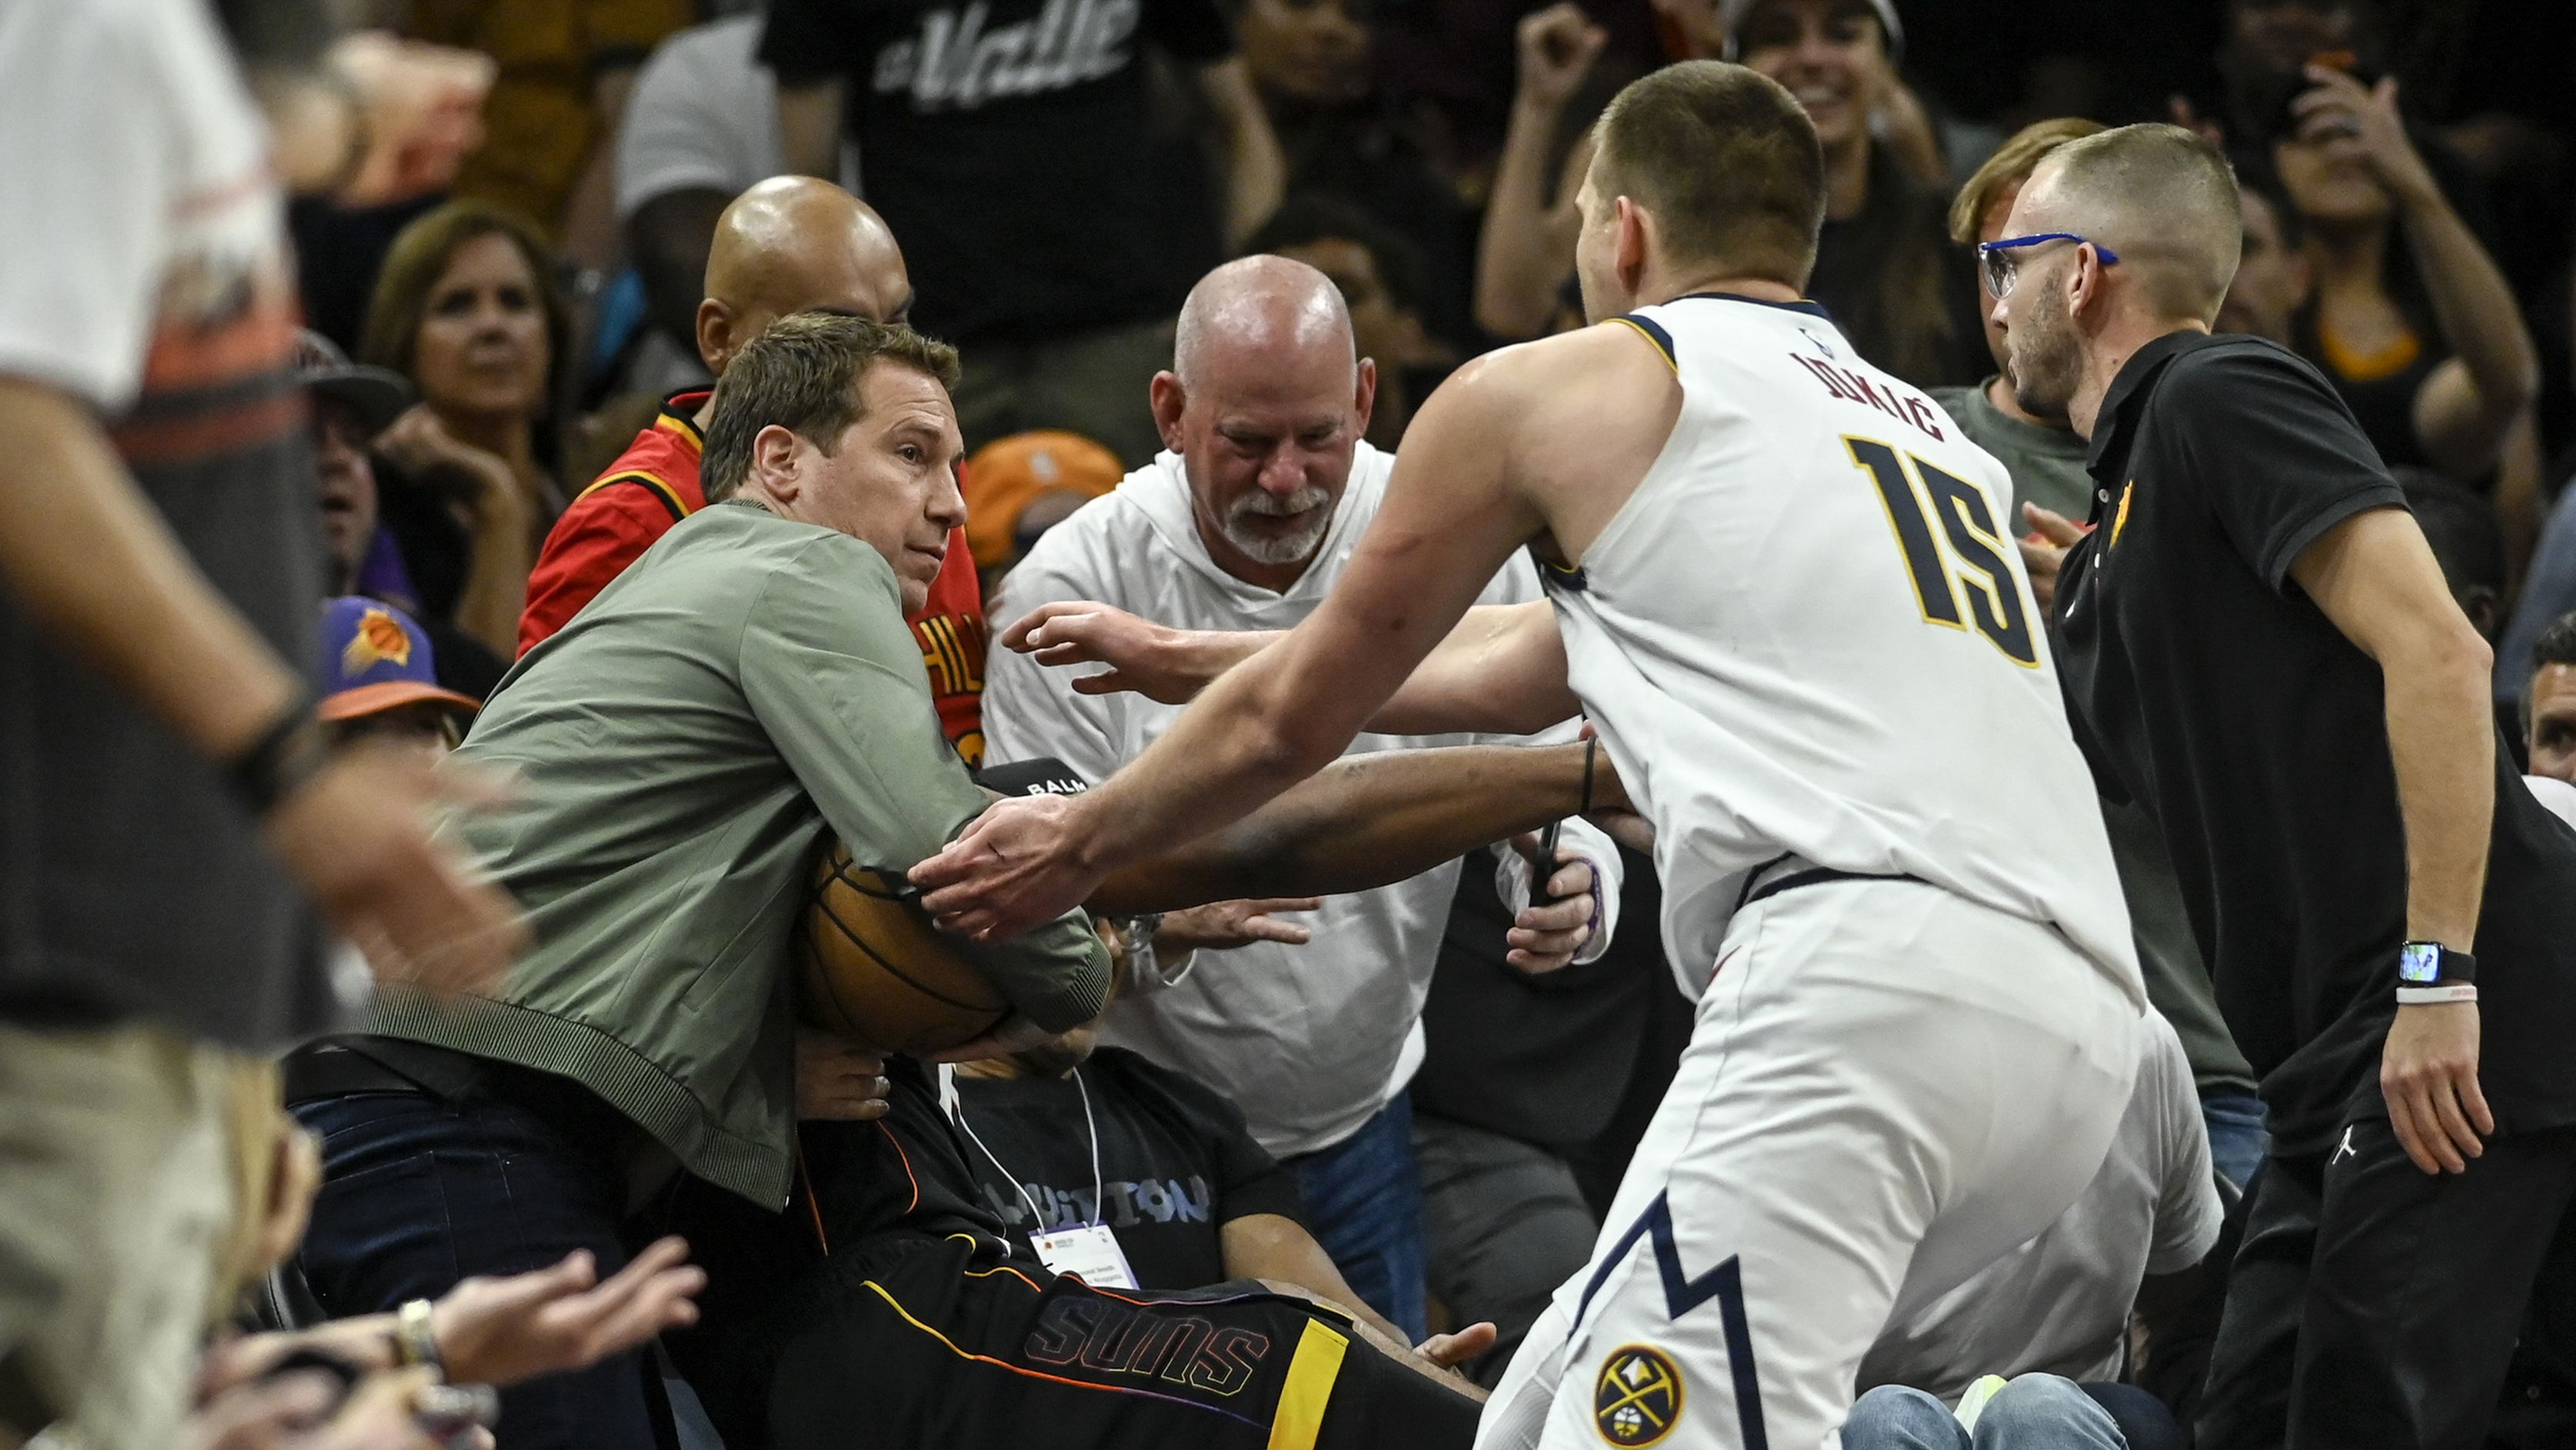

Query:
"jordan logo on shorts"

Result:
[[2330, 1124, 2358, 1166], [1594, 1345, 1684, 1447]]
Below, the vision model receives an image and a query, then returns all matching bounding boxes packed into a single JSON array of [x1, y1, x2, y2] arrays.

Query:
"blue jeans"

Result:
[[1283, 1093, 1428, 1341], [1843, 1377, 2128, 1448], [2201, 1092, 2270, 1194], [292, 1089, 667, 1450]]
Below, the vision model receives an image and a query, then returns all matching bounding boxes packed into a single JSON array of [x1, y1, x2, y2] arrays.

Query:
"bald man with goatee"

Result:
[[519, 178, 987, 757], [982, 255, 1624, 1344]]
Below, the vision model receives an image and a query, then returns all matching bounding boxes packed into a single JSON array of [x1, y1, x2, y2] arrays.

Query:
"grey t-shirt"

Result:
[[1929, 378, 2095, 525], [1934, 378, 2257, 1095]]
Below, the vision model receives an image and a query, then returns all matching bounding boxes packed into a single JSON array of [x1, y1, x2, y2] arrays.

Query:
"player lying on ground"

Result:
[[913, 60, 2143, 1450], [663, 738, 1627, 1450]]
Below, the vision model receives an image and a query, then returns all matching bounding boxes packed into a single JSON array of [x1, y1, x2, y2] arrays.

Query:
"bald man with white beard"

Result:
[[981, 256, 1624, 1341]]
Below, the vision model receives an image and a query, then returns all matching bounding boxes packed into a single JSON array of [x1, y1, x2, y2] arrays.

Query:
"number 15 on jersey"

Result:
[[1847, 436, 2041, 667]]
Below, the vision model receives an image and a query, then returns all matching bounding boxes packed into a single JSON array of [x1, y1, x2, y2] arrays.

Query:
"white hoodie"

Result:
[[985, 445, 1622, 1157]]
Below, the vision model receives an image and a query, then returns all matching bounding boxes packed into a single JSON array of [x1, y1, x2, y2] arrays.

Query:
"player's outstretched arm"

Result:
[[915, 350, 1559, 939], [1088, 740, 1622, 914], [1005, 597, 1576, 734]]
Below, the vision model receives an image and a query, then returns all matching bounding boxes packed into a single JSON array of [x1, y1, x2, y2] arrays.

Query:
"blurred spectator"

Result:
[[614, 14, 855, 379], [1473, 4, 1608, 342], [316, 599, 480, 762], [2399, 466, 2507, 639], [403, 0, 694, 268], [1730, 0, 1987, 386], [1853, 1013, 2221, 1450], [1935, 116, 2271, 1191], [962, 429, 1126, 596], [2213, 168, 2311, 344], [2497, 479, 2576, 706], [360, 202, 571, 669], [954, 1031, 1411, 1345], [1237, 0, 1478, 349], [2527, 614, 2576, 788], [982, 257, 1622, 1340], [2263, 62, 2539, 480], [1252, 194, 1455, 446], [0, 3, 517, 1445], [761, 0, 1288, 466], [296, 330, 503, 700]]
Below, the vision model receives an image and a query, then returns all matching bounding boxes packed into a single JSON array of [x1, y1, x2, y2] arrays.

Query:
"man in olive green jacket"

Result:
[[284, 315, 1107, 1450]]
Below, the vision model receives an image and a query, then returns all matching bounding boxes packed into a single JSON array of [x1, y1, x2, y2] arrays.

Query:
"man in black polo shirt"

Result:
[[1996, 122, 2576, 1449]]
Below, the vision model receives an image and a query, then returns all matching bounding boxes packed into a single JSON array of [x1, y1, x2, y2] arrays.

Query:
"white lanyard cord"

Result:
[[955, 1066, 1108, 1231]]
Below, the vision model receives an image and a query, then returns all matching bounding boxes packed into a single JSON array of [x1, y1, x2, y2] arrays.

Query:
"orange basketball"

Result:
[[799, 840, 1009, 1057]]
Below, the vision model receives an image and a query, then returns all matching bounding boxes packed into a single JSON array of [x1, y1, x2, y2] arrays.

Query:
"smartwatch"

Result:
[[2396, 940, 2477, 1005]]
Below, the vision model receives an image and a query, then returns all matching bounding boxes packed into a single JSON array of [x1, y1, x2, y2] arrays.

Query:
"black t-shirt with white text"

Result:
[[953, 1047, 1305, 1291], [2052, 330, 2576, 1157], [760, 0, 1233, 344]]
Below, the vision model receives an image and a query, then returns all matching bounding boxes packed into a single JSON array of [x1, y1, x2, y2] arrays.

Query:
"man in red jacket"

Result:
[[521, 175, 990, 759]]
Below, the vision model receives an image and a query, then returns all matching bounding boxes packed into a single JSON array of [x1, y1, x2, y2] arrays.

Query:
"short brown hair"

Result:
[[360, 200, 570, 400], [1591, 62, 1825, 288], [2036, 123, 2243, 322], [1948, 118, 2107, 246], [701, 313, 962, 502]]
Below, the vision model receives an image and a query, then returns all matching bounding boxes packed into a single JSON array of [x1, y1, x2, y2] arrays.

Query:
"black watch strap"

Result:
[[2398, 940, 2477, 987], [224, 702, 331, 817]]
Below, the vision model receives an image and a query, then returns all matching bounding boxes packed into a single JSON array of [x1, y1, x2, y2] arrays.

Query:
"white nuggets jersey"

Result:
[[1547, 293, 2143, 1007]]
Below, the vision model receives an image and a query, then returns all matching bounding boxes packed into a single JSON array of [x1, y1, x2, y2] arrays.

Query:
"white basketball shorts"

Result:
[[1476, 875, 2139, 1450]]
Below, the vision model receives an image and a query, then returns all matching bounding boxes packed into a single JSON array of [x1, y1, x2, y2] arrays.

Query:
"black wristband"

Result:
[[224, 701, 331, 817]]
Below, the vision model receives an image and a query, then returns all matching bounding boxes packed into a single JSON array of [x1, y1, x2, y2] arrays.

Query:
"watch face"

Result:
[[2400, 942, 2442, 984]]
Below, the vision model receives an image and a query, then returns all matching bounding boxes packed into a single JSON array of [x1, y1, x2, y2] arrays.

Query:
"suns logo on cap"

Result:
[[1593, 1345, 1683, 1447], [343, 606, 413, 676]]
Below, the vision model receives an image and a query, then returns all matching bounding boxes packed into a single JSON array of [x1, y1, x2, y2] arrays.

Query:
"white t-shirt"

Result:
[[614, 14, 857, 222], [982, 447, 1622, 1158], [1858, 1011, 2223, 1400], [0, 0, 289, 410]]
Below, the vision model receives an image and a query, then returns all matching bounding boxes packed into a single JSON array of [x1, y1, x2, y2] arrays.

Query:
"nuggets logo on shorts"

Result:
[[1593, 1344, 1684, 1447]]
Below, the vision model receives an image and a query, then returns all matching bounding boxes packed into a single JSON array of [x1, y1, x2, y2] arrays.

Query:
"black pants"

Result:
[[673, 1230, 1479, 1450], [2198, 1117, 2576, 1450], [293, 1079, 673, 1450]]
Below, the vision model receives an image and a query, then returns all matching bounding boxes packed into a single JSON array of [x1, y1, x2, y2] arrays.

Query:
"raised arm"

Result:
[[1196, 58, 1287, 249], [1474, 5, 1604, 341], [2301, 68, 2540, 478], [2290, 505, 2497, 1175], [1089, 739, 1620, 913]]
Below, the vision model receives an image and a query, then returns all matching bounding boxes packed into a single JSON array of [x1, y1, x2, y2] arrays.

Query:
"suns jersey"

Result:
[[1547, 293, 2142, 1007]]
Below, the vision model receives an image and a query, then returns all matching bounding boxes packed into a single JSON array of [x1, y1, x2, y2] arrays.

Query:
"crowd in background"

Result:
[[288, 0, 2576, 732], [9, 0, 2576, 1445]]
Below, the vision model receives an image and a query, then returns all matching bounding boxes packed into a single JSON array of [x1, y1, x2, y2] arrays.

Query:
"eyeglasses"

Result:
[[1977, 233, 2120, 300]]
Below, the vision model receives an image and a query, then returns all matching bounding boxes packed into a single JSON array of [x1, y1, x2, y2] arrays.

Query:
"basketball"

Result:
[[799, 839, 1009, 1056]]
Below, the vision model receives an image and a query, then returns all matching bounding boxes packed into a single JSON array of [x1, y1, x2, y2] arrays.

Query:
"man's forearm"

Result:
[[1090, 742, 1608, 913], [1474, 99, 1579, 340], [0, 380, 302, 761], [2385, 645, 2495, 948], [776, 80, 844, 179], [1199, 59, 1285, 248]]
